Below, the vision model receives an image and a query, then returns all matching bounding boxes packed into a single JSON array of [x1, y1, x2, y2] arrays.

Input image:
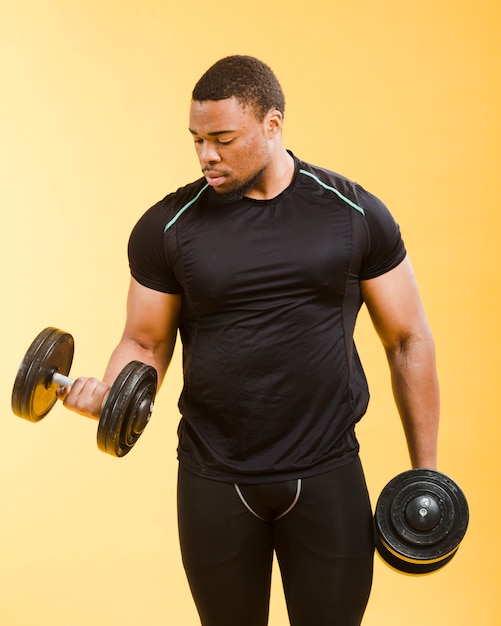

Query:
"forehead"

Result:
[[189, 97, 259, 134]]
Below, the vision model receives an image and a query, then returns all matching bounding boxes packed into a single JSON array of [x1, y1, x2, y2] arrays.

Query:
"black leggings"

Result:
[[177, 457, 374, 626]]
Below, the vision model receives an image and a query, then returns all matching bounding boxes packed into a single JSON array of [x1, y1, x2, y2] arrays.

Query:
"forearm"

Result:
[[102, 333, 176, 389], [102, 283, 182, 389], [57, 284, 180, 420], [386, 335, 440, 469]]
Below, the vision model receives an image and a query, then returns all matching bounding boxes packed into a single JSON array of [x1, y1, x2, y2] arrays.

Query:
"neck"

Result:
[[246, 148, 295, 200]]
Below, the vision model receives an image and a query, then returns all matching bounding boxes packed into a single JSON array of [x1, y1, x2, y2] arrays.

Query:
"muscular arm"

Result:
[[360, 256, 439, 469], [103, 278, 181, 387], [60, 278, 181, 419]]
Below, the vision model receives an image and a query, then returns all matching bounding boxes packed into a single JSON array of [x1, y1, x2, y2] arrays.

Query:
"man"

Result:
[[59, 56, 439, 625]]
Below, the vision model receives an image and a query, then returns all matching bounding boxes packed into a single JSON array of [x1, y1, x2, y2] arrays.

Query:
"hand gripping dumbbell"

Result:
[[374, 469, 469, 574], [11, 327, 157, 457]]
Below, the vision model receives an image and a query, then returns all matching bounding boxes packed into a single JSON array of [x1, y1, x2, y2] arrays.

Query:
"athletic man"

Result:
[[59, 56, 439, 625]]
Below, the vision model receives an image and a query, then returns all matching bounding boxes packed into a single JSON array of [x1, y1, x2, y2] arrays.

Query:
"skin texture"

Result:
[[361, 258, 439, 468], [58, 96, 439, 469]]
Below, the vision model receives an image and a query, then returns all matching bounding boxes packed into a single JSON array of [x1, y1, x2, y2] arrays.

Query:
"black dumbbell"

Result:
[[374, 469, 469, 574], [11, 327, 157, 457]]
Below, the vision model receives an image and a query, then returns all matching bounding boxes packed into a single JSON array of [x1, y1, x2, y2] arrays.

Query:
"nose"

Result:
[[197, 140, 221, 165]]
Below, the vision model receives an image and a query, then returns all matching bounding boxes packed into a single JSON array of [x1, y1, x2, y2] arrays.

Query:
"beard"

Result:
[[213, 165, 268, 204]]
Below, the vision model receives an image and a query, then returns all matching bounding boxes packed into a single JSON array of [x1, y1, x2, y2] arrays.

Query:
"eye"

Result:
[[217, 138, 234, 145]]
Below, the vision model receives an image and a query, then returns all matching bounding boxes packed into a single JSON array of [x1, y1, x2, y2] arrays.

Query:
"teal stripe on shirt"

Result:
[[299, 169, 365, 215], [164, 183, 210, 232]]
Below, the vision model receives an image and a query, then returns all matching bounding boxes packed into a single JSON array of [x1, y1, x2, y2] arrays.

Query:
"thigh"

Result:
[[274, 458, 375, 626], [177, 466, 274, 626]]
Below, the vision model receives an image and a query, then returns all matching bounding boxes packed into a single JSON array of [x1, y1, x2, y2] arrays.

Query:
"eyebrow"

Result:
[[189, 128, 236, 137]]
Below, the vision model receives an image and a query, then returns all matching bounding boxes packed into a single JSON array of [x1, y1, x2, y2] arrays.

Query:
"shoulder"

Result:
[[135, 177, 209, 233], [296, 158, 401, 225], [295, 156, 406, 278], [295, 159, 376, 217], [127, 178, 208, 294]]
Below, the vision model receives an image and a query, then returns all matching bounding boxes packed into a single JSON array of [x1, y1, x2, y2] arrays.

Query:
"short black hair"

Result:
[[192, 55, 285, 121]]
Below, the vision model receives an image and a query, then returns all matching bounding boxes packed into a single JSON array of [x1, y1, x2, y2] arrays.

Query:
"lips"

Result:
[[203, 170, 228, 187]]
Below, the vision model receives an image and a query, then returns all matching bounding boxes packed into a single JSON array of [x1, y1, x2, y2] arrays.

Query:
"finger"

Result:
[[55, 386, 69, 400], [61, 377, 105, 419]]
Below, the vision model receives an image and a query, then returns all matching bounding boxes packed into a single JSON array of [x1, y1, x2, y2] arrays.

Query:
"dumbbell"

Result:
[[11, 327, 157, 457], [374, 469, 469, 574]]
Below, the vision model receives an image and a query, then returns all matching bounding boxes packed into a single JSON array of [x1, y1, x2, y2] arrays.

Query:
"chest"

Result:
[[173, 201, 359, 314]]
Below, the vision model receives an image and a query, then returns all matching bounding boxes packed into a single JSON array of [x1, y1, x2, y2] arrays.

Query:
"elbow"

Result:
[[384, 330, 436, 363]]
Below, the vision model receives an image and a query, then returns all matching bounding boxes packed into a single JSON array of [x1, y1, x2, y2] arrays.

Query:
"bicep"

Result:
[[123, 277, 182, 359], [360, 256, 432, 350]]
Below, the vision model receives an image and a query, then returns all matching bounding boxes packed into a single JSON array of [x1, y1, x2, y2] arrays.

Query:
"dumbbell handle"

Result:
[[52, 372, 75, 388]]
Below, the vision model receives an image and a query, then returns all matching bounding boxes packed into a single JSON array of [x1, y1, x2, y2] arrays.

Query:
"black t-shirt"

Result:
[[128, 154, 406, 482]]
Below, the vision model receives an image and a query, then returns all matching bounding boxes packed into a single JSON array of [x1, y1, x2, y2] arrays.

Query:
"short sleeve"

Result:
[[356, 185, 407, 280], [128, 201, 183, 294]]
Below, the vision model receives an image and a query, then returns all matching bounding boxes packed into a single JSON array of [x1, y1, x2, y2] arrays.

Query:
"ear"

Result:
[[264, 108, 283, 138]]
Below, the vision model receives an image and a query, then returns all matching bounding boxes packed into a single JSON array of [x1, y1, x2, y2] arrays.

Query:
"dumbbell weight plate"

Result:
[[97, 361, 157, 457], [12, 327, 74, 422], [374, 469, 469, 575]]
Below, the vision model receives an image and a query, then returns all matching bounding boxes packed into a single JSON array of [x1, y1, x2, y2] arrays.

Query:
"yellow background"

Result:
[[1, 1, 499, 624]]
